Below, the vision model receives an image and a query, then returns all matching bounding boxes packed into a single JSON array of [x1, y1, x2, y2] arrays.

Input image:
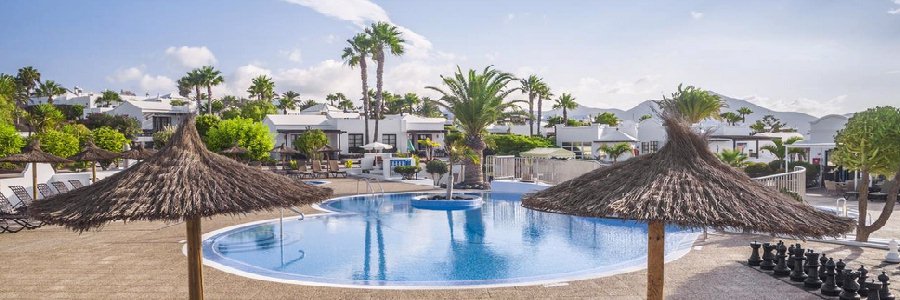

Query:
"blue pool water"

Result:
[[202, 192, 698, 287]]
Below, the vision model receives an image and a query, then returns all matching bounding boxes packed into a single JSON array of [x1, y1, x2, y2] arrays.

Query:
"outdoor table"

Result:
[[870, 192, 888, 201]]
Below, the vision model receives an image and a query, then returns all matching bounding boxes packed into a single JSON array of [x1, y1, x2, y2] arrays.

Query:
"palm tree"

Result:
[[552, 93, 578, 125], [598, 142, 632, 163], [417, 96, 442, 118], [96, 90, 122, 107], [325, 92, 348, 107], [761, 136, 805, 161], [656, 84, 726, 124], [247, 75, 275, 101], [402, 93, 420, 115], [337, 98, 355, 112], [427, 66, 522, 186], [519, 75, 544, 136], [720, 112, 741, 125], [535, 82, 552, 135], [716, 149, 749, 168], [197, 66, 224, 114], [342, 33, 373, 144], [179, 70, 204, 109], [36, 80, 67, 104], [16, 66, 41, 98], [367, 21, 405, 142], [594, 112, 620, 126], [298, 99, 318, 111], [277, 91, 300, 114], [737, 107, 753, 123]]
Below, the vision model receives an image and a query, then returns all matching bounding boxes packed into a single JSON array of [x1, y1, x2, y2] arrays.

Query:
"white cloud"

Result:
[[281, 49, 303, 63], [690, 11, 704, 19], [107, 66, 144, 82], [164, 46, 217, 68], [139, 75, 176, 93], [743, 94, 847, 117], [890, 0, 900, 14], [564, 75, 662, 108], [106, 66, 175, 94]]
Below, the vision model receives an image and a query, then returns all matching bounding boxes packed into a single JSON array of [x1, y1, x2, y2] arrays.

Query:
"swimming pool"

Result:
[[202, 192, 698, 288]]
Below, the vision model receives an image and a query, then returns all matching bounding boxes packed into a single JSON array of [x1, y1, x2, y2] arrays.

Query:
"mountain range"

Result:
[[543, 93, 820, 134]]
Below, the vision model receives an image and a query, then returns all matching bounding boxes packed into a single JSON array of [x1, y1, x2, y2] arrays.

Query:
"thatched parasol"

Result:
[[120, 143, 158, 160], [69, 141, 120, 183], [271, 143, 300, 166], [220, 144, 248, 155], [30, 116, 333, 300], [317, 144, 340, 160], [0, 140, 72, 200], [522, 111, 854, 300]]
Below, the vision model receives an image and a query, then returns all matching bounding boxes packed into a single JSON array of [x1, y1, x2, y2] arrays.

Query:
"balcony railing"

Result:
[[486, 156, 607, 186], [750, 166, 807, 199]]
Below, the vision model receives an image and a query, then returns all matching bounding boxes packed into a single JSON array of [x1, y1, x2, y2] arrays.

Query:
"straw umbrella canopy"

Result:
[[29, 116, 333, 300], [219, 144, 249, 159], [317, 144, 341, 160], [0, 140, 72, 199], [271, 143, 300, 166], [69, 141, 120, 183], [119, 143, 158, 160], [522, 111, 854, 300]]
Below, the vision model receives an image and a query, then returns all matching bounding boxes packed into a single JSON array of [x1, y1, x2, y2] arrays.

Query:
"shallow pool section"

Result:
[[202, 192, 698, 288]]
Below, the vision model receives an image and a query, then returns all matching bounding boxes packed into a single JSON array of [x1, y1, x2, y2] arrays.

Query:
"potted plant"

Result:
[[425, 160, 448, 187], [393, 165, 421, 180]]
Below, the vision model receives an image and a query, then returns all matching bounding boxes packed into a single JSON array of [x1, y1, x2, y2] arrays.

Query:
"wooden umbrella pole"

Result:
[[32, 162, 38, 200], [186, 216, 204, 300], [647, 220, 665, 300], [91, 163, 97, 183]]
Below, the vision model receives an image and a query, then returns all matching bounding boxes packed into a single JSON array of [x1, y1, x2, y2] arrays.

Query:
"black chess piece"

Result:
[[805, 251, 823, 288], [748, 241, 762, 266], [822, 258, 842, 296], [867, 280, 883, 300], [858, 266, 870, 297], [773, 243, 791, 277], [879, 272, 896, 300], [790, 248, 808, 282], [787, 244, 797, 270], [819, 255, 829, 281], [837, 259, 847, 287], [804, 249, 813, 275], [761, 242, 776, 271], [840, 271, 861, 300]]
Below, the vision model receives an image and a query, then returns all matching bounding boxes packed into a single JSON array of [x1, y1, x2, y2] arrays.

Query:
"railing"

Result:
[[486, 155, 607, 185], [751, 166, 807, 199]]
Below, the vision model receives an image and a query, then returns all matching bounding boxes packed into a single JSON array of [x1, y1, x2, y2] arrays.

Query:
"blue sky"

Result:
[[2, 0, 899, 116]]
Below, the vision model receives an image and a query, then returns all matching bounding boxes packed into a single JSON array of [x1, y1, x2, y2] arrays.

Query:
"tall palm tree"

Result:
[[16, 66, 41, 98], [179, 70, 204, 110], [552, 93, 578, 125], [761, 136, 805, 161], [535, 82, 552, 135], [737, 107, 753, 123], [247, 75, 275, 101], [197, 66, 224, 114], [720, 112, 741, 125], [298, 99, 318, 111], [342, 33, 373, 144], [278, 91, 300, 114], [325, 92, 348, 107], [716, 149, 749, 168], [519, 75, 544, 136], [427, 66, 522, 186], [598, 142, 632, 163], [96, 90, 121, 107], [417, 96, 443, 118], [367, 21, 405, 142], [656, 84, 726, 124], [401, 93, 420, 115], [337, 98, 355, 112], [36, 80, 67, 104]]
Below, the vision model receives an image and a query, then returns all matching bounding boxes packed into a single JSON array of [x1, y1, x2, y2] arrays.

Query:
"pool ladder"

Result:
[[356, 177, 386, 207]]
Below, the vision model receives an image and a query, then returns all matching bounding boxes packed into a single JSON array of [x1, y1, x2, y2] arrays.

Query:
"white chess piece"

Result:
[[886, 239, 900, 263]]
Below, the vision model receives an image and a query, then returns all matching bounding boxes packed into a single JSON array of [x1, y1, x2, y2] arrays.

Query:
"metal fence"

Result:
[[486, 156, 607, 185], [750, 166, 807, 198]]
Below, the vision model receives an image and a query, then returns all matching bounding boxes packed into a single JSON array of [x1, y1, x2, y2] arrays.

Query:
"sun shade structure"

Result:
[[362, 141, 393, 151], [0, 140, 72, 200], [30, 116, 333, 300], [219, 144, 249, 155], [119, 143, 158, 160], [69, 141, 120, 183], [520, 147, 576, 159], [522, 111, 854, 300]]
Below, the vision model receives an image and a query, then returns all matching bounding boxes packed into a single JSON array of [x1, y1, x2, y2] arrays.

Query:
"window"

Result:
[[348, 134, 364, 148], [650, 141, 659, 153], [152, 116, 171, 133], [382, 134, 397, 150], [641, 142, 650, 154], [561, 141, 591, 159]]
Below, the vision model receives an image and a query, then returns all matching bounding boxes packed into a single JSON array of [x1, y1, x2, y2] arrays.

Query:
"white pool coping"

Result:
[[188, 192, 701, 290]]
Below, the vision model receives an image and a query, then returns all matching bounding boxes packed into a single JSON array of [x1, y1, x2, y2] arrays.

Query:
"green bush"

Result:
[[393, 165, 421, 180], [743, 162, 774, 178], [0, 123, 25, 169], [240, 100, 278, 122], [425, 159, 448, 175], [60, 123, 92, 146], [35, 130, 79, 159], [81, 113, 142, 138], [91, 126, 128, 152], [25, 104, 65, 133], [152, 125, 176, 148], [195, 114, 221, 139], [56, 104, 84, 121], [486, 134, 553, 156], [205, 117, 274, 161], [293, 129, 328, 160]]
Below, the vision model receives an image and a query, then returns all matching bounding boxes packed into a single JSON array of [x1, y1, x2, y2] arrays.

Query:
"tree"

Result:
[[443, 134, 479, 198], [15, 66, 40, 98], [401, 93, 420, 115], [737, 107, 753, 123], [416, 97, 442, 118], [342, 33, 374, 144], [716, 149, 749, 168], [205, 117, 274, 160], [25, 104, 65, 134], [553, 93, 578, 125], [425, 160, 448, 186], [0, 74, 17, 125], [179, 69, 204, 109], [247, 75, 275, 101], [325, 93, 348, 107], [298, 99, 318, 111], [520, 75, 544, 136], [367, 21, 405, 143], [278, 91, 300, 114], [152, 125, 176, 148], [197, 66, 224, 114], [656, 84, 725, 123], [760, 136, 804, 161], [292, 129, 328, 160], [91, 127, 128, 152], [36, 80, 66, 104], [80, 113, 141, 139], [535, 82, 552, 136], [220, 95, 241, 109], [720, 112, 741, 126], [427, 66, 522, 186], [34, 130, 79, 159], [60, 123, 92, 147], [0, 123, 25, 159], [96, 90, 122, 107], [485, 134, 553, 156], [639, 114, 652, 122], [833, 106, 900, 242], [240, 100, 277, 122], [381, 92, 405, 115], [751, 115, 793, 133], [594, 112, 620, 126], [195, 114, 221, 139], [598, 142, 632, 163]]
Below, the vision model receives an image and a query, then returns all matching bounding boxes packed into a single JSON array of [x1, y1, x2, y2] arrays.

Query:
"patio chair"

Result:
[[0, 192, 40, 230], [823, 180, 837, 195], [37, 184, 56, 199], [328, 160, 347, 178], [289, 163, 314, 179], [8, 186, 34, 208], [50, 181, 70, 193], [311, 160, 329, 178], [68, 180, 84, 189]]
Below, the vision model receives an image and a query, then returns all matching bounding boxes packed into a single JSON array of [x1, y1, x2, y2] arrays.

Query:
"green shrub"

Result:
[[743, 162, 774, 178], [152, 125, 176, 148], [205, 117, 274, 161], [81, 113, 141, 138], [35, 130, 79, 159], [0, 123, 24, 169], [292, 129, 328, 160], [60, 123, 92, 147], [91, 126, 128, 152], [425, 160, 448, 186], [393, 165, 421, 180], [485, 134, 553, 156], [195, 114, 221, 139]]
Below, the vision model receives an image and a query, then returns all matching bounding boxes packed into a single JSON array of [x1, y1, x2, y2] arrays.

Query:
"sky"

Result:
[[1, 0, 899, 116]]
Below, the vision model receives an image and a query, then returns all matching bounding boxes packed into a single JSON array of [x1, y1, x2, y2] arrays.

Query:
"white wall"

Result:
[[0, 163, 119, 206]]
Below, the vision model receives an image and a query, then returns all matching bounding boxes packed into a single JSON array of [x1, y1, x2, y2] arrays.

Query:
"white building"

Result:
[[107, 99, 196, 143], [263, 105, 447, 155], [792, 114, 851, 167]]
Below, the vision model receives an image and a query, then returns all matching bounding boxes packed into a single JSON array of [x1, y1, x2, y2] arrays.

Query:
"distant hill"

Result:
[[543, 92, 819, 134]]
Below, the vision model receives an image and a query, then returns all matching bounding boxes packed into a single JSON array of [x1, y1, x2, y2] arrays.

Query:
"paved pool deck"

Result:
[[2, 179, 899, 299]]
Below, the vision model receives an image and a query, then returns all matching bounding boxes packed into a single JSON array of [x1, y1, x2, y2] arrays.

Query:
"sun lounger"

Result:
[[37, 184, 56, 199], [311, 160, 329, 178], [328, 160, 347, 178], [68, 180, 84, 189], [289, 164, 314, 179], [50, 181, 70, 193], [9, 186, 34, 208], [0, 192, 40, 231]]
